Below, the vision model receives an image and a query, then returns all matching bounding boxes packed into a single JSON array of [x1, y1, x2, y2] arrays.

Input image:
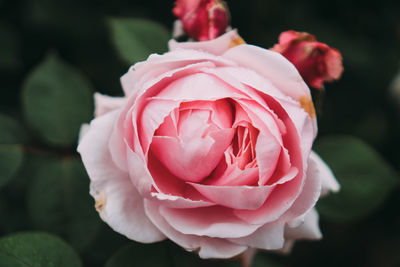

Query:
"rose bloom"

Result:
[[78, 30, 339, 260], [173, 0, 229, 41], [271, 30, 343, 89]]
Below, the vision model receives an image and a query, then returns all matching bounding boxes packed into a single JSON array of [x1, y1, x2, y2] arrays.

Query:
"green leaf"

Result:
[[105, 242, 170, 267], [0, 144, 23, 188], [0, 114, 28, 144], [0, 154, 52, 234], [314, 135, 399, 222], [0, 232, 82, 267], [22, 53, 93, 147], [108, 18, 170, 64], [27, 157, 100, 252]]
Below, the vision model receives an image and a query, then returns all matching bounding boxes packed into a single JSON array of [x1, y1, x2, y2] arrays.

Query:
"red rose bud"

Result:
[[173, 0, 230, 41], [271, 30, 343, 89]]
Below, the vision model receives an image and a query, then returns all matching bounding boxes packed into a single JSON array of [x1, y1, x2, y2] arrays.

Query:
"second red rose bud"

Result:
[[271, 30, 343, 89]]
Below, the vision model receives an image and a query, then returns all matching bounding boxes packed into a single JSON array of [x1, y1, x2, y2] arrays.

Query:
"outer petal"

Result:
[[234, 95, 305, 225], [168, 29, 245, 56], [144, 200, 248, 259], [279, 151, 323, 227], [223, 45, 310, 102], [159, 206, 262, 238], [222, 44, 317, 136], [284, 208, 322, 240], [229, 219, 286, 250], [94, 93, 126, 117], [77, 111, 165, 242], [310, 151, 340, 196], [120, 50, 234, 96]]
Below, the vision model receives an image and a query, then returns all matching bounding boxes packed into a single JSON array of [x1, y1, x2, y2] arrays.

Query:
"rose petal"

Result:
[[127, 147, 213, 209], [77, 111, 165, 242], [189, 182, 274, 210], [150, 192, 215, 209], [310, 151, 340, 196], [234, 96, 305, 224], [111, 62, 221, 172], [152, 72, 245, 102], [223, 44, 310, 102], [279, 157, 322, 225], [121, 49, 235, 96], [94, 92, 126, 117], [284, 208, 322, 240], [229, 220, 286, 250], [204, 159, 259, 186], [144, 200, 248, 259], [159, 205, 262, 238], [151, 128, 234, 182], [169, 29, 244, 56]]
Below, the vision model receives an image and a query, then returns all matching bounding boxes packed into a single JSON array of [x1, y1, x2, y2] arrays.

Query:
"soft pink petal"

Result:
[[111, 62, 223, 172], [204, 160, 259, 186], [284, 208, 322, 240], [189, 182, 274, 210], [94, 93, 126, 117], [235, 99, 284, 151], [78, 123, 90, 143], [275, 97, 316, 160], [120, 49, 235, 96], [223, 45, 311, 102], [222, 45, 318, 136], [211, 66, 290, 102], [234, 99, 294, 186], [234, 173, 302, 225], [108, 98, 138, 172], [144, 200, 248, 259], [151, 128, 234, 182], [229, 220, 286, 250], [146, 149, 187, 197], [133, 62, 219, 155], [159, 206, 262, 238], [150, 192, 214, 209], [178, 100, 234, 129], [279, 153, 322, 225], [139, 99, 180, 154], [152, 72, 246, 102], [169, 29, 244, 56], [128, 148, 213, 209], [310, 151, 340, 196], [77, 111, 164, 242], [255, 132, 283, 185], [234, 95, 305, 224]]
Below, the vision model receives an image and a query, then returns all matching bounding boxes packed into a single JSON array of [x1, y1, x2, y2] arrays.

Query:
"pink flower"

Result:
[[271, 30, 343, 89], [78, 30, 339, 261], [173, 0, 230, 41]]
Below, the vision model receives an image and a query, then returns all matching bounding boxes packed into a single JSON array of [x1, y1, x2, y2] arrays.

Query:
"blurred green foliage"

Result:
[[0, 0, 399, 266], [0, 232, 82, 266]]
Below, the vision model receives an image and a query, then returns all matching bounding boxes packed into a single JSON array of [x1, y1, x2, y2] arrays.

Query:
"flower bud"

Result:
[[173, 0, 230, 41], [271, 30, 343, 89]]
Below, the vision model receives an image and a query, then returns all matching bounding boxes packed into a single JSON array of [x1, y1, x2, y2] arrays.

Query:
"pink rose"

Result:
[[78, 30, 339, 260], [271, 30, 343, 89], [173, 0, 230, 41]]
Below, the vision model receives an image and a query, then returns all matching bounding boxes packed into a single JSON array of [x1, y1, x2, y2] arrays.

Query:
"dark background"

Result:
[[1, 0, 400, 266]]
